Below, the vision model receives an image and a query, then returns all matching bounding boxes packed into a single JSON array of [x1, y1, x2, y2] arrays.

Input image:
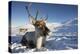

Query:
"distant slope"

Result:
[[53, 18, 78, 36]]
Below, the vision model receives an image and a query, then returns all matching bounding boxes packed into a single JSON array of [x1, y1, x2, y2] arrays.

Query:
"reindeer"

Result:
[[21, 4, 50, 51]]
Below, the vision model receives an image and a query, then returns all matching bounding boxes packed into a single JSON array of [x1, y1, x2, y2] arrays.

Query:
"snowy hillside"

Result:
[[53, 18, 78, 36]]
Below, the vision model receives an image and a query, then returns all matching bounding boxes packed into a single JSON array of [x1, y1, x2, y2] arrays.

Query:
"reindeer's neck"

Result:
[[35, 27, 43, 36], [35, 26, 50, 37], [35, 27, 44, 49]]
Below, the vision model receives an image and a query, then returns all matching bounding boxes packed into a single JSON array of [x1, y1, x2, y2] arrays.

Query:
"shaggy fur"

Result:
[[34, 20, 50, 36]]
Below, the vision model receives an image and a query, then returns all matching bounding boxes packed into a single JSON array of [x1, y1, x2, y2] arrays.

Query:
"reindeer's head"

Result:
[[34, 20, 50, 36], [25, 6, 50, 36]]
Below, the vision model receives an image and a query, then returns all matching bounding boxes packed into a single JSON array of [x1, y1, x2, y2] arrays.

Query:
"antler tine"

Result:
[[25, 6, 30, 17], [35, 9, 39, 20], [45, 14, 48, 20], [25, 3, 36, 24], [40, 14, 48, 21], [25, 3, 32, 17], [40, 16, 43, 19], [40, 16, 44, 21]]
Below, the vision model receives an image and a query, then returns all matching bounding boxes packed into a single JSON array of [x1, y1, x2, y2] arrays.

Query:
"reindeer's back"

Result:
[[20, 31, 36, 46], [25, 31, 35, 41]]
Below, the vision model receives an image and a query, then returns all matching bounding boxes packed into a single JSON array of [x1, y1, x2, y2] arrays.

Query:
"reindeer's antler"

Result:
[[25, 3, 39, 20], [40, 14, 48, 21], [45, 14, 48, 20], [25, 6, 31, 17], [25, 3, 34, 18], [35, 10, 39, 20], [25, 3, 37, 24]]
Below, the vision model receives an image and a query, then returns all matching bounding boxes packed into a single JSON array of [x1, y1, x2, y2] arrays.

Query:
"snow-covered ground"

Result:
[[9, 35, 78, 53]]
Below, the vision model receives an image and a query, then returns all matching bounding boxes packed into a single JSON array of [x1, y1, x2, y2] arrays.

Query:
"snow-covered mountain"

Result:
[[53, 18, 78, 36]]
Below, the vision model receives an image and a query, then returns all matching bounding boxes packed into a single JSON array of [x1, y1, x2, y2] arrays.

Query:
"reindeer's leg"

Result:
[[42, 36, 46, 47], [36, 36, 43, 49], [28, 40, 36, 48], [34, 36, 47, 52]]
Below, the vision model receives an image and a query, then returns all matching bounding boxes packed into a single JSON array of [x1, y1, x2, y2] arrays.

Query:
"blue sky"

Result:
[[10, 1, 78, 27]]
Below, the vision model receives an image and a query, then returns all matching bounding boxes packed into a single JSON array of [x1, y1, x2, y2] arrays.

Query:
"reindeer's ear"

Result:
[[29, 16, 36, 25]]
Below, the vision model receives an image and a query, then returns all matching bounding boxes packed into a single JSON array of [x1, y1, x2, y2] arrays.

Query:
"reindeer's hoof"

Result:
[[34, 47, 47, 52]]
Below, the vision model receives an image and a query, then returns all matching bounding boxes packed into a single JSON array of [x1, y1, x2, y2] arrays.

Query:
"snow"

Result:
[[55, 38, 62, 41], [10, 43, 49, 53], [62, 37, 68, 39], [10, 34, 78, 53]]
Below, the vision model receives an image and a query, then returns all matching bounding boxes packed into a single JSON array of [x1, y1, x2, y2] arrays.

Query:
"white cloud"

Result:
[[46, 22, 63, 28]]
